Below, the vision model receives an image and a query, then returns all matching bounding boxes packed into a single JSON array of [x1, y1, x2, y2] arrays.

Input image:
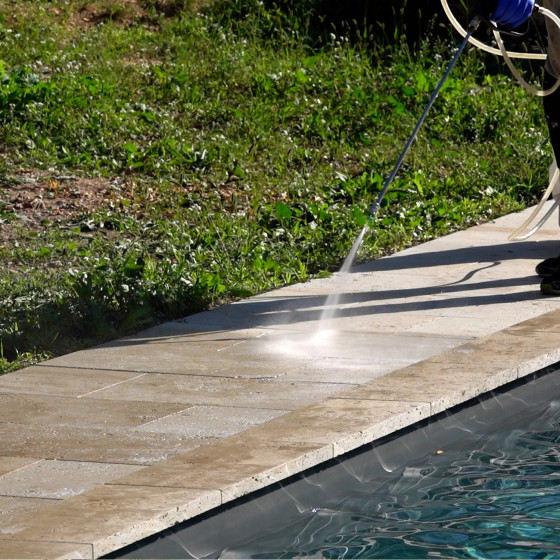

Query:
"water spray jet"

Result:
[[317, 17, 481, 331]]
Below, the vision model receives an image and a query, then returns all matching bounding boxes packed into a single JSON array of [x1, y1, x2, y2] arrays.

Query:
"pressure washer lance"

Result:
[[341, 18, 482, 267], [352, 0, 560, 259], [367, 17, 480, 225]]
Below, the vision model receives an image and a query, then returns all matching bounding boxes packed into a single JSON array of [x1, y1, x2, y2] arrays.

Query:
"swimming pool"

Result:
[[107, 362, 560, 559]]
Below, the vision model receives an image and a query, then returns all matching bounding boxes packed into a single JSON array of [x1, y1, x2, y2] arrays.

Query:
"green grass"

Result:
[[0, 0, 552, 373]]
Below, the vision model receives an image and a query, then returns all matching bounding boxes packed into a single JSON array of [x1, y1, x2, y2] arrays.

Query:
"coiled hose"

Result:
[[441, 0, 560, 239], [441, 0, 560, 94]]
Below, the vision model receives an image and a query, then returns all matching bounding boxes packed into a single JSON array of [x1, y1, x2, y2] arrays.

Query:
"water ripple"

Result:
[[220, 402, 560, 559]]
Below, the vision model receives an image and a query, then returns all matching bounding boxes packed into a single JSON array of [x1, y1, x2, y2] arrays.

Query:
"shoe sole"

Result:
[[540, 284, 560, 295]]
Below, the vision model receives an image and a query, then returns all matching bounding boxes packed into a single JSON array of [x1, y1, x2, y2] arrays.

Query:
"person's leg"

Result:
[[536, 72, 560, 286], [543, 71, 560, 162]]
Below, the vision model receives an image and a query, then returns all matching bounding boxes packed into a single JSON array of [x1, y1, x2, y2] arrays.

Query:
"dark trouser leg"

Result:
[[544, 71, 560, 162], [539, 72, 560, 293]]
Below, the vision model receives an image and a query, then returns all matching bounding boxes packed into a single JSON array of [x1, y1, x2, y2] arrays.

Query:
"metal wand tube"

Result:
[[368, 17, 481, 218]]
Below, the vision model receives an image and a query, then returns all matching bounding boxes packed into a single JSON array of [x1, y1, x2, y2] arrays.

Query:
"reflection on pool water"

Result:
[[108, 364, 560, 560], [227, 411, 560, 559]]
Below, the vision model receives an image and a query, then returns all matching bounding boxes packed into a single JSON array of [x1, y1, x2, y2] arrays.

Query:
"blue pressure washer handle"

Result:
[[475, 0, 536, 30]]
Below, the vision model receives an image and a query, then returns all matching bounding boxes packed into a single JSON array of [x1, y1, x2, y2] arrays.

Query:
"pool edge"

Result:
[[86, 310, 560, 557]]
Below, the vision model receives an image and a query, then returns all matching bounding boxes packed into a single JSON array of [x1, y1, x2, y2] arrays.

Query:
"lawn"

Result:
[[0, 0, 552, 373]]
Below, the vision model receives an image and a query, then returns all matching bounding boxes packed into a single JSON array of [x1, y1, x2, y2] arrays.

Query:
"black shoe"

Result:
[[536, 256, 560, 278], [541, 271, 560, 295]]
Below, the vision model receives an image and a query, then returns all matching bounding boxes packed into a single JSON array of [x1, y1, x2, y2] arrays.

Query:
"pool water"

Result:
[[107, 365, 560, 560], [225, 406, 560, 559]]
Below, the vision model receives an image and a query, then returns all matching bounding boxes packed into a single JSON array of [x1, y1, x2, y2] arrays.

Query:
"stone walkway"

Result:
[[1, 205, 560, 558]]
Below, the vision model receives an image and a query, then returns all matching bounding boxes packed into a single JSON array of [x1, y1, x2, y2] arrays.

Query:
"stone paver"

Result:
[[0, 394, 189, 429], [0, 496, 58, 525], [0, 422, 206, 465], [85, 373, 352, 408], [0, 366, 145, 398], [0, 457, 40, 477], [0, 485, 222, 559], [1, 204, 560, 558], [0, 460, 144, 500]]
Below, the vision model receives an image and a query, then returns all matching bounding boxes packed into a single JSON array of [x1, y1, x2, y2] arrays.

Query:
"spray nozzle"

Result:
[[368, 201, 380, 218]]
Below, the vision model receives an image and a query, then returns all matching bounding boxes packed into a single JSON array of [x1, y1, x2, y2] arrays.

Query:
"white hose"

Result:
[[441, 0, 560, 95], [440, 0, 546, 59], [494, 7, 560, 96], [441, 0, 560, 239], [508, 165, 560, 239]]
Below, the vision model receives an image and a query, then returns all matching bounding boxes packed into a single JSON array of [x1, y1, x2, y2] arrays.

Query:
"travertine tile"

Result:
[[84, 373, 353, 409], [132, 405, 289, 438], [0, 460, 144, 499], [334, 358, 518, 415], [283, 357, 400, 384], [505, 307, 560, 333], [242, 398, 431, 456], [0, 496, 58, 524], [0, 366, 145, 398], [0, 423, 209, 465], [0, 394, 191, 429], [0, 538, 92, 560], [1, 207, 560, 559], [310, 312, 439, 333], [106, 322, 266, 345], [109, 438, 332, 501], [406, 315, 519, 337], [2, 485, 221, 559], [0, 457, 40, 477], [251, 329, 470, 364], [41, 339, 315, 377]]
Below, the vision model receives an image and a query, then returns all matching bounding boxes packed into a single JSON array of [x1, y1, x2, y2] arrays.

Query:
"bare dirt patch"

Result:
[[0, 170, 132, 244], [63, 1, 207, 28], [2, 1, 205, 31], [67, 0, 147, 27]]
